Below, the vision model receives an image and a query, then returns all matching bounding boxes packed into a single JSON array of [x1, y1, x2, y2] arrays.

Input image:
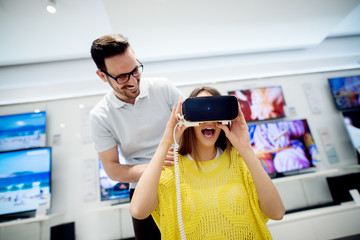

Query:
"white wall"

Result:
[[1, 35, 360, 105], [0, 67, 360, 240]]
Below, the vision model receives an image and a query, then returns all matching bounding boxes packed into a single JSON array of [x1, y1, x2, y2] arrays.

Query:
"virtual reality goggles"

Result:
[[180, 96, 238, 127]]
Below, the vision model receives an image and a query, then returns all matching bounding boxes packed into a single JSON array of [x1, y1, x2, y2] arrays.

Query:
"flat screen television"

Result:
[[228, 86, 286, 122], [326, 172, 360, 204], [0, 147, 51, 222], [328, 75, 360, 111], [99, 159, 130, 203], [0, 111, 47, 152], [342, 109, 360, 163], [248, 119, 319, 178]]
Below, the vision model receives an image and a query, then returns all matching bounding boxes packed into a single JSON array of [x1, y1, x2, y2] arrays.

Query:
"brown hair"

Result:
[[179, 86, 232, 169], [90, 33, 130, 72]]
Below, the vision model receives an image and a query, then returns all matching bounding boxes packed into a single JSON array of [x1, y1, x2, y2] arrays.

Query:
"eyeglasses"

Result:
[[102, 60, 143, 85]]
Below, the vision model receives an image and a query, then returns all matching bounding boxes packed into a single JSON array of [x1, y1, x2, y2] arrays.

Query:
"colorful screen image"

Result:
[[328, 75, 360, 111], [248, 119, 319, 178], [0, 147, 51, 218], [0, 111, 46, 152], [342, 109, 360, 155], [228, 86, 286, 122], [99, 159, 130, 202]]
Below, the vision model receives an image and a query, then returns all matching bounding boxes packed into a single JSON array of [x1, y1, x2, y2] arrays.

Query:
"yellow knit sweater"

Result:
[[152, 147, 272, 240]]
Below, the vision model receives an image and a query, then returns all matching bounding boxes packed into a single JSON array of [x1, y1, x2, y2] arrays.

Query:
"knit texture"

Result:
[[152, 147, 272, 239]]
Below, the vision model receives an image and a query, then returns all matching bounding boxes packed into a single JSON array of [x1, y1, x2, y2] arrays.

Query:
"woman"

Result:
[[130, 86, 285, 239]]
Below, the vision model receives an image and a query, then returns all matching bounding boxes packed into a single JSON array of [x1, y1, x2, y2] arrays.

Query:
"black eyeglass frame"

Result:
[[102, 59, 143, 85]]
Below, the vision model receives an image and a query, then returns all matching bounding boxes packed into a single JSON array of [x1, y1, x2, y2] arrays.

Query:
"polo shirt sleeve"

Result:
[[89, 107, 117, 153], [158, 78, 183, 109]]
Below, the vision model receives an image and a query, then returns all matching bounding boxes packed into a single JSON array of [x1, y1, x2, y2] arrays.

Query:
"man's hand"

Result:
[[164, 147, 175, 166]]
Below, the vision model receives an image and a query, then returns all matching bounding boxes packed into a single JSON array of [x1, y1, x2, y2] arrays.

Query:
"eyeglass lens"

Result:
[[117, 63, 143, 84]]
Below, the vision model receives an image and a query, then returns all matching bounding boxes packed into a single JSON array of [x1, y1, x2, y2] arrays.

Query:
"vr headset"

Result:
[[180, 96, 238, 126]]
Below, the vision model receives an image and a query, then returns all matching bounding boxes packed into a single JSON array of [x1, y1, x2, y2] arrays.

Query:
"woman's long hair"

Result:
[[178, 86, 232, 169]]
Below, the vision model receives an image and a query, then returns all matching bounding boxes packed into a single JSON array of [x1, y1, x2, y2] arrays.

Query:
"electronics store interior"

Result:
[[1, 1, 360, 240]]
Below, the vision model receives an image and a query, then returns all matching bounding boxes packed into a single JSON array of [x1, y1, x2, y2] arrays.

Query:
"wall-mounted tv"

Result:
[[0, 147, 51, 222], [99, 159, 130, 203], [342, 109, 360, 162], [328, 75, 360, 111], [228, 86, 286, 122], [0, 111, 47, 152], [248, 119, 319, 178]]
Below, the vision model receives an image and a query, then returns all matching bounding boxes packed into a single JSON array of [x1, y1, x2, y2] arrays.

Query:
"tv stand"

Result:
[[268, 202, 360, 239], [285, 201, 339, 214], [0, 213, 64, 240], [111, 197, 130, 206], [0, 211, 35, 223], [0, 215, 31, 223]]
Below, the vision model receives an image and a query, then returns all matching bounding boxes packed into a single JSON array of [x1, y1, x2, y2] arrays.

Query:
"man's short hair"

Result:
[[90, 34, 130, 71]]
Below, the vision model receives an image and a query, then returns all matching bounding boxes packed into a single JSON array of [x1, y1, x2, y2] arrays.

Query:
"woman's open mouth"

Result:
[[201, 127, 216, 138]]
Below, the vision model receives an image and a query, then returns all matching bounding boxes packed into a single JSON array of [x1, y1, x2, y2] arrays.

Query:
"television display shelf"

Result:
[[88, 202, 130, 213], [267, 201, 360, 239], [268, 201, 360, 226], [272, 168, 339, 184], [339, 164, 360, 171], [0, 212, 64, 227]]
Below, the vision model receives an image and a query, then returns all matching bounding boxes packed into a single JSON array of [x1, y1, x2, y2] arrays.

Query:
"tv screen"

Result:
[[228, 86, 286, 122], [0, 111, 47, 152], [342, 109, 360, 157], [248, 119, 319, 178], [328, 75, 360, 111], [99, 159, 130, 202], [0, 147, 51, 221], [326, 172, 360, 204]]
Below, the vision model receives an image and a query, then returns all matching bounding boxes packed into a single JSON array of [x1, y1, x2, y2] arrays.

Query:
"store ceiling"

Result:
[[0, 0, 360, 67]]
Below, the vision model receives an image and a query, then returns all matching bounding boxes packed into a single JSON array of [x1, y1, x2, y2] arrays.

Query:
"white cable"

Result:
[[173, 121, 186, 240]]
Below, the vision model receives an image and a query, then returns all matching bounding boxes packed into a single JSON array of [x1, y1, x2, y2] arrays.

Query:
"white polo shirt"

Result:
[[90, 78, 182, 186]]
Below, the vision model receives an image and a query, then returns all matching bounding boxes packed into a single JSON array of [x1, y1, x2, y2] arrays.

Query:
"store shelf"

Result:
[[88, 202, 130, 213], [0, 212, 63, 227], [268, 201, 359, 226], [272, 168, 339, 184], [267, 201, 360, 240]]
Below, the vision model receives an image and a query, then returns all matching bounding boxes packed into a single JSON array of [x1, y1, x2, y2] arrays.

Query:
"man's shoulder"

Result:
[[90, 92, 111, 116], [143, 77, 171, 87], [143, 77, 179, 97]]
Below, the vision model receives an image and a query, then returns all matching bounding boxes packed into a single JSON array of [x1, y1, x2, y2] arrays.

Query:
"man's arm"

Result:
[[99, 146, 147, 183], [130, 103, 185, 220]]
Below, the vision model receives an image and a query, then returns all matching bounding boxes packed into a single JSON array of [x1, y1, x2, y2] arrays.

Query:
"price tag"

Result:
[[35, 203, 48, 217], [349, 189, 360, 205], [318, 128, 339, 164]]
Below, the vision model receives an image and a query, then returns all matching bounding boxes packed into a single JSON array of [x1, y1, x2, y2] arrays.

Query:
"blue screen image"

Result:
[[0, 147, 51, 216], [0, 111, 46, 152]]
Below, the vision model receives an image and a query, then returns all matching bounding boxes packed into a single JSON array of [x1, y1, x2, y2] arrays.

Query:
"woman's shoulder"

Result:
[[228, 147, 251, 170], [229, 146, 245, 160], [159, 165, 175, 185]]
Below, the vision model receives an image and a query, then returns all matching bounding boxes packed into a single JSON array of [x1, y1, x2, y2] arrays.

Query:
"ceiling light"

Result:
[[46, 0, 56, 14]]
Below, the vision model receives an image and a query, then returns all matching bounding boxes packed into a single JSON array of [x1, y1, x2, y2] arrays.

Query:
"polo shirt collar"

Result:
[[107, 78, 149, 108]]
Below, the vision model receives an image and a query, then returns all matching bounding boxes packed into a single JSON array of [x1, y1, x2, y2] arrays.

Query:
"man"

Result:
[[89, 33, 182, 239]]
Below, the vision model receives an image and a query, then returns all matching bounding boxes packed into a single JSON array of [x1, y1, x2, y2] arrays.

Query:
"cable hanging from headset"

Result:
[[173, 122, 186, 240]]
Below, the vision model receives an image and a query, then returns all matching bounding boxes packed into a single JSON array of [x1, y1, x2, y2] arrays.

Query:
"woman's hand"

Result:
[[218, 104, 286, 220], [161, 98, 187, 147], [217, 104, 251, 150]]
